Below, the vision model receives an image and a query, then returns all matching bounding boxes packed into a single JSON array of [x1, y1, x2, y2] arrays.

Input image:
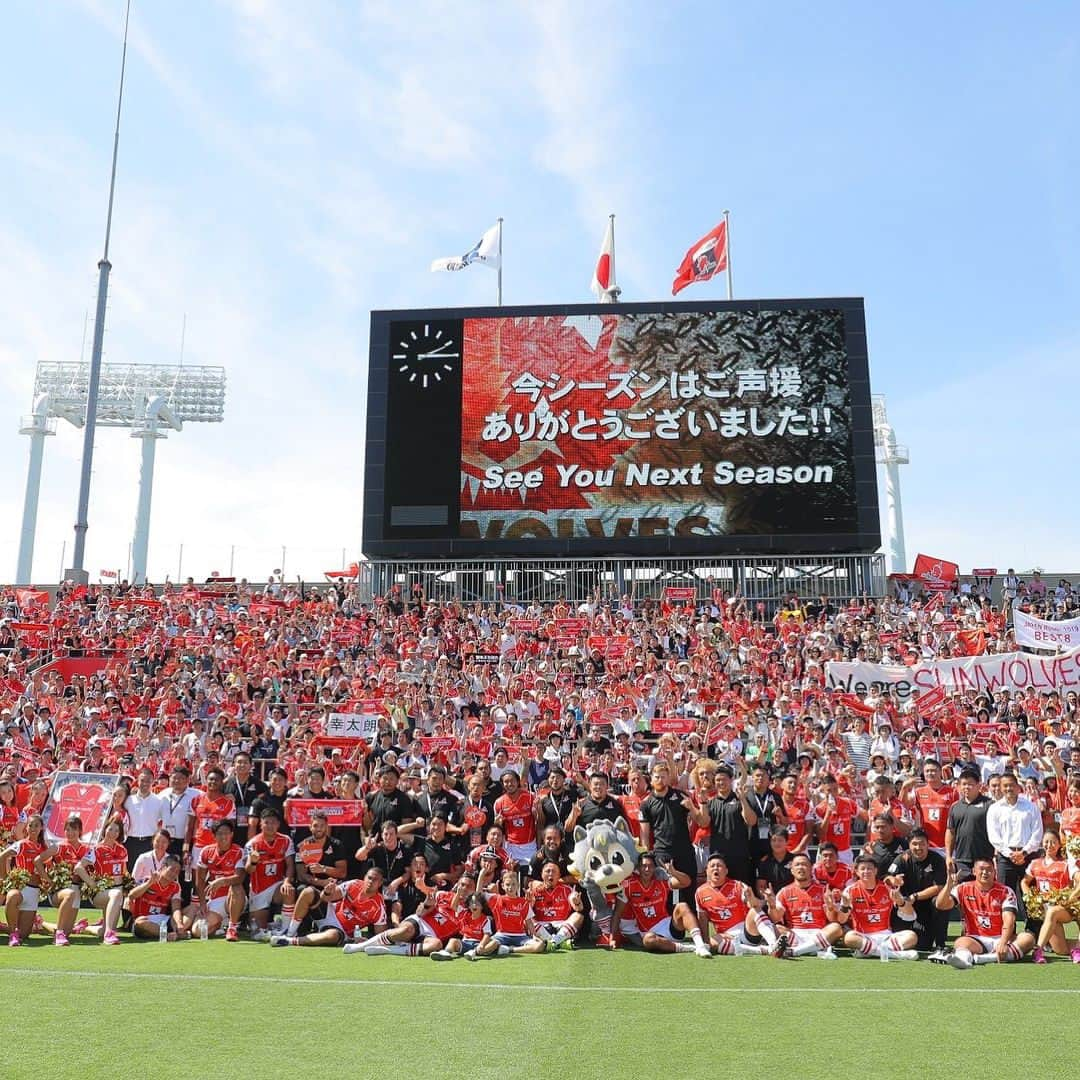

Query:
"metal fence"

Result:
[[360, 554, 887, 606]]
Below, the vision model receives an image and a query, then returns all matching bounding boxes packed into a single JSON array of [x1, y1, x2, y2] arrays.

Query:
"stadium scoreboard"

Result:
[[362, 299, 880, 558]]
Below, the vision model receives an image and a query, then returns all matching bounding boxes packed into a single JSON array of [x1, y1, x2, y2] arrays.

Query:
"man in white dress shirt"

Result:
[[158, 766, 198, 903], [124, 767, 165, 869], [986, 772, 1044, 918]]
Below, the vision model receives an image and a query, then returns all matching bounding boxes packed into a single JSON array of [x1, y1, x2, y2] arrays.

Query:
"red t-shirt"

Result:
[[695, 879, 751, 934], [531, 882, 574, 923], [46, 782, 107, 838], [420, 891, 460, 938], [130, 879, 179, 918], [199, 842, 245, 899], [91, 841, 129, 883], [814, 796, 858, 852], [53, 840, 91, 870], [621, 874, 670, 932], [776, 881, 830, 930], [1027, 857, 1071, 894], [5, 838, 46, 884], [955, 881, 1017, 937], [845, 882, 894, 935], [782, 798, 811, 848], [493, 791, 536, 846], [813, 862, 853, 891], [488, 893, 532, 935], [912, 784, 957, 848], [191, 793, 236, 848], [333, 881, 386, 935], [245, 833, 293, 894], [1059, 806, 1080, 839]]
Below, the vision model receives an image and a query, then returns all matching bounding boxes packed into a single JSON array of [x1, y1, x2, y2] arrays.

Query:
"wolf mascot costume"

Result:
[[568, 817, 639, 941]]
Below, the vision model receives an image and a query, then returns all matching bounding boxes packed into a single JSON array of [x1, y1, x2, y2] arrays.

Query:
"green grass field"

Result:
[[2, 921, 1078, 1080]]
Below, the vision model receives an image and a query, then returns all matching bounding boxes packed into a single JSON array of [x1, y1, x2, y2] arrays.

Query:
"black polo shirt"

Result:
[[946, 796, 994, 865], [639, 788, 694, 858], [707, 794, 751, 861], [578, 795, 624, 827]]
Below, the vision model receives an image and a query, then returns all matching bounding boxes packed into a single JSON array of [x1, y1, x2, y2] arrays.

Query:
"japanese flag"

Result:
[[590, 217, 618, 302]]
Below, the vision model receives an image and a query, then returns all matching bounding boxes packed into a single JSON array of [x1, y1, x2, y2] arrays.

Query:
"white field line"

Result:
[[3, 968, 1078, 994]]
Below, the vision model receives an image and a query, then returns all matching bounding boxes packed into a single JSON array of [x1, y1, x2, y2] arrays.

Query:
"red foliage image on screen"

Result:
[[460, 316, 634, 511]]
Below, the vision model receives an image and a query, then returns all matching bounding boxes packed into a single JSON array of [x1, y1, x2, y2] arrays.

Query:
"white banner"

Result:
[[1013, 606, 1080, 650], [825, 647, 1080, 699], [325, 712, 380, 743]]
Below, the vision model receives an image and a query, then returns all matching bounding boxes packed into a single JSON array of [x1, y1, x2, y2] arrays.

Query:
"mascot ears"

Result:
[[573, 816, 630, 846]]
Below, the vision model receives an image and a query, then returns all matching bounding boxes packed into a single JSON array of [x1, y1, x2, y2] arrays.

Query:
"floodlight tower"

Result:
[[24, 362, 226, 583], [15, 394, 84, 583], [130, 395, 181, 584], [872, 394, 910, 574]]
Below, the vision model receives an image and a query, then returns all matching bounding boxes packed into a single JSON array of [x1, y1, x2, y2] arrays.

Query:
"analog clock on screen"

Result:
[[392, 322, 460, 389]]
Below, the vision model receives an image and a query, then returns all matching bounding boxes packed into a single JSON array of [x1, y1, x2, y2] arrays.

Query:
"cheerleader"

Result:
[[34, 816, 90, 946], [79, 818, 130, 945], [1026, 829, 1079, 962], [0, 814, 47, 946], [0, 780, 25, 844]]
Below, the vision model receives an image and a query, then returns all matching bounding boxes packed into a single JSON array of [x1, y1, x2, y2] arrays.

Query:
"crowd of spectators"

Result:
[[0, 568, 1078, 966]]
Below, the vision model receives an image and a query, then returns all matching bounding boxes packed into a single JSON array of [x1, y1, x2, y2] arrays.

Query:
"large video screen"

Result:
[[363, 300, 879, 558]]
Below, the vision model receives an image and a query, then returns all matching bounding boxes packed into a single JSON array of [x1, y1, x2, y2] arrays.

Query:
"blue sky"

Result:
[[1, 1, 1077, 582]]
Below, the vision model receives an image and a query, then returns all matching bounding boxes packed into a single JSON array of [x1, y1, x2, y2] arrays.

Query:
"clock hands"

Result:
[[416, 341, 459, 361]]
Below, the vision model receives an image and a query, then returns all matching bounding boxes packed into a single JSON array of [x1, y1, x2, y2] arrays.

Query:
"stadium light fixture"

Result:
[[16, 362, 226, 584], [872, 394, 910, 574]]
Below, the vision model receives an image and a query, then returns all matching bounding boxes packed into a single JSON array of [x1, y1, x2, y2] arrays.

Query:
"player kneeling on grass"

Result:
[[1, 813, 47, 947], [839, 855, 920, 961], [611, 852, 711, 957], [244, 809, 296, 942], [185, 820, 246, 941], [128, 856, 187, 940], [347, 875, 463, 957], [931, 859, 1035, 969], [273, 867, 388, 947], [77, 818, 130, 946], [695, 852, 783, 956], [769, 854, 845, 959]]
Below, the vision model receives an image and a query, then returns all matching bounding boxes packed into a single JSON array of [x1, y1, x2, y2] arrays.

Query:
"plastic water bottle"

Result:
[[353, 926, 363, 944], [199, 920, 209, 942], [159, 920, 169, 943]]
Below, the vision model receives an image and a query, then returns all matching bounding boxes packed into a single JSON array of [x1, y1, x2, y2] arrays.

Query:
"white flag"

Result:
[[431, 222, 501, 273], [590, 216, 618, 301]]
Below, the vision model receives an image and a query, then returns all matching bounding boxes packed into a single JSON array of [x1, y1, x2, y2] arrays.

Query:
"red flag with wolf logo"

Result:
[[672, 220, 728, 295]]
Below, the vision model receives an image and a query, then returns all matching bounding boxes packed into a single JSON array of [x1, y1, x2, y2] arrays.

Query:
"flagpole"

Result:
[[497, 217, 503, 306], [723, 209, 733, 300], [609, 213, 617, 302]]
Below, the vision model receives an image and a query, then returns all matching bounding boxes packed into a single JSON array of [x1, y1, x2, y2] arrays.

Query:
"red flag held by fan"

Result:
[[325, 562, 360, 579], [954, 629, 986, 656], [672, 218, 728, 295], [913, 553, 959, 592]]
